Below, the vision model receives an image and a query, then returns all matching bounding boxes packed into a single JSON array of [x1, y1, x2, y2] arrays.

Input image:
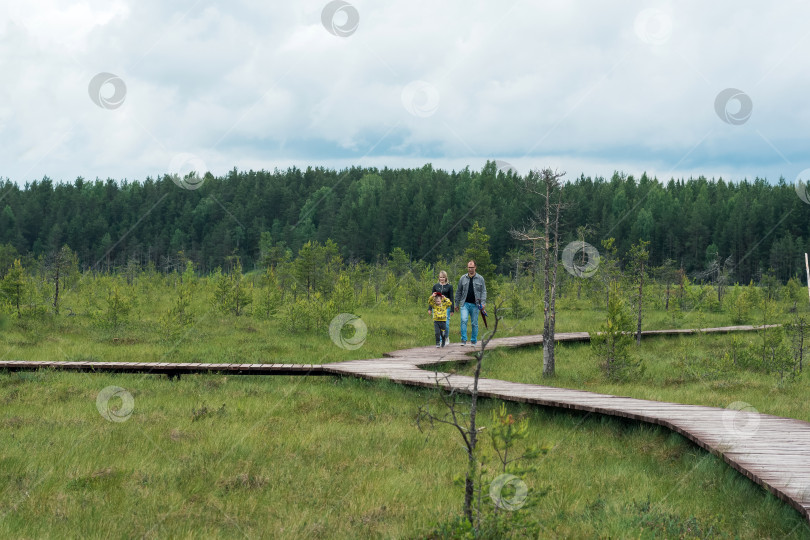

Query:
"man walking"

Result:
[[455, 260, 487, 346]]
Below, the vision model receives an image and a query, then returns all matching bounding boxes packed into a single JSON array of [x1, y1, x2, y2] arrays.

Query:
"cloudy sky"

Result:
[[2, 1, 809, 185]]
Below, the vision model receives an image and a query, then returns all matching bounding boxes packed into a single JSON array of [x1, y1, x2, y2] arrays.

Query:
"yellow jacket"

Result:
[[428, 295, 453, 321]]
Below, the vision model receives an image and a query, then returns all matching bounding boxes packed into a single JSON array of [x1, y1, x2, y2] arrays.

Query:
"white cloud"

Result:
[[1, 1, 809, 184], [7, 0, 129, 51]]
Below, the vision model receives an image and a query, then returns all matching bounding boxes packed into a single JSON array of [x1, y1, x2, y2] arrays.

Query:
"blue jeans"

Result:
[[459, 302, 479, 343]]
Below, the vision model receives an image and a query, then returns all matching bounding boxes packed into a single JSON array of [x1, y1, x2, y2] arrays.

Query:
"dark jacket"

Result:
[[432, 282, 454, 312], [455, 273, 487, 307]]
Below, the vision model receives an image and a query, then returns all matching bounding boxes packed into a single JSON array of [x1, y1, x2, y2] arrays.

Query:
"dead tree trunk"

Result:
[[511, 168, 566, 378]]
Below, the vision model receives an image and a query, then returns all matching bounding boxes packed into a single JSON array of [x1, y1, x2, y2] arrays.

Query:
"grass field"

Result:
[[2, 286, 810, 537], [1, 372, 808, 538]]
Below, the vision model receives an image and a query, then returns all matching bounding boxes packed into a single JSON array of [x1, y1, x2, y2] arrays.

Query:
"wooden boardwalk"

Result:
[[1, 325, 808, 523], [0, 360, 326, 376]]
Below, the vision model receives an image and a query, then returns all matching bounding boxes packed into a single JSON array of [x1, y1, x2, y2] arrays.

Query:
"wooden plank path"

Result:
[[0, 360, 327, 376], [1, 324, 808, 523]]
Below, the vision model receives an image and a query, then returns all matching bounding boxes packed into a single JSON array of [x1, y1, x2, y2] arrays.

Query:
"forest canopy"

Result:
[[0, 161, 808, 284]]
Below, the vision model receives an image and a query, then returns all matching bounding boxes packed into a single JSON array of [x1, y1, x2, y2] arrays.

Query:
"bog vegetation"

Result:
[[2, 221, 808, 385], [3, 169, 810, 537]]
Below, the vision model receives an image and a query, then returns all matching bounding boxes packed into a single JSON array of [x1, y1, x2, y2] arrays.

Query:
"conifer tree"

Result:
[[463, 222, 496, 281], [1, 259, 26, 318]]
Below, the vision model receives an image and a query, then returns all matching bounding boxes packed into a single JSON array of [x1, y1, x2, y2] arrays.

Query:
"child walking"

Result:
[[432, 270, 454, 344], [428, 292, 453, 348]]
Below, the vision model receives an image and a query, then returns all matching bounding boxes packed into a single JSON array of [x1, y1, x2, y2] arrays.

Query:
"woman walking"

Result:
[[432, 271, 454, 344]]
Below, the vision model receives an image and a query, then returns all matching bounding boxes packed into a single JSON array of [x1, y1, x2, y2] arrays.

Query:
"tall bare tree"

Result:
[[628, 240, 650, 346], [510, 169, 565, 377], [654, 258, 678, 311], [43, 245, 79, 315]]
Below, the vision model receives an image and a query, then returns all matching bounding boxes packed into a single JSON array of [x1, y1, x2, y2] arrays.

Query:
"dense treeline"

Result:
[[1, 162, 809, 283]]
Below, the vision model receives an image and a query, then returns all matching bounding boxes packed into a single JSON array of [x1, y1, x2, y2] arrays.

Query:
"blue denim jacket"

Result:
[[454, 273, 486, 307]]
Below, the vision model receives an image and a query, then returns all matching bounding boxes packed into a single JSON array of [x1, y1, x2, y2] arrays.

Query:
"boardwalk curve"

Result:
[[1, 325, 808, 523]]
